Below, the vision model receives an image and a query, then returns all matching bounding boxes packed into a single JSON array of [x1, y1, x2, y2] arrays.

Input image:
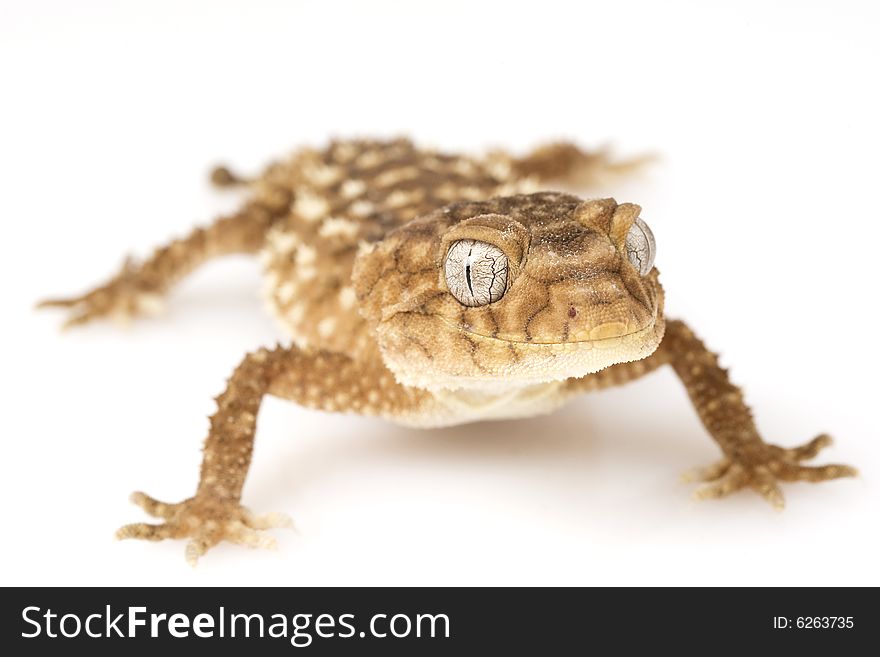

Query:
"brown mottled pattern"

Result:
[[261, 138, 535, 357]]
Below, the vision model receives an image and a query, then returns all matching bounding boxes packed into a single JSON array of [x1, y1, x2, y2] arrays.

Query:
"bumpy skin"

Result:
[[40, 138, 855, 563]]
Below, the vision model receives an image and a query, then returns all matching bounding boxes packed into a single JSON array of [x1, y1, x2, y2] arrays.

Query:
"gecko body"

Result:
[[41, 138, 855, 563]]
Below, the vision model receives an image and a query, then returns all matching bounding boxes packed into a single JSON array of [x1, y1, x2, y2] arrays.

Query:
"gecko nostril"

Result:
[[568, 307, 577, 319]]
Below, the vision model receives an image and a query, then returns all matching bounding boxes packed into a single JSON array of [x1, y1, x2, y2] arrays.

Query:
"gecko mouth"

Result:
[[438, 316, 658, 348]]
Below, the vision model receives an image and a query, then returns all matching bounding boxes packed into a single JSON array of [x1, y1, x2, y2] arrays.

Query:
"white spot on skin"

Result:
[[356, 241, 376, 259], [350, 200, 375, 217], [435, 183, 458, 201], [333, 142, 358, 163], [485, 157, 512, 180], [277, 282, 296, 303], [318, 317, 336, 337], [494, 181, 528, 196], [270, 231, 298, 254], [355, 150, 385, 168], [298, 265, 317, 281], [287, 303, 305, 324], [319, 217, 359, 238], [518, 176, 540, 193], [341, 179, 366, 198], [305, 164, 342, 187], [258, 250, 273, 267], [386, 190, 416, 208], [297, 244, 317, 265], [338, 286, 356, 309], [453, 159, 476, 175], [135, 293, 165, 316], [293, 191, 330, 222], [375, 167, 419, 187]]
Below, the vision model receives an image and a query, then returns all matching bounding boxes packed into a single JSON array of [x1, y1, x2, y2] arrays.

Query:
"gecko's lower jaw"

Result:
[[462, 319, 660, 355], [380, 316, 665, 392], [438, 314, 656, 347]]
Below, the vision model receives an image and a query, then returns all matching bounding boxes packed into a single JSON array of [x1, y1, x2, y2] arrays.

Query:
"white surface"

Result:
[[2, 0, 878, 586]]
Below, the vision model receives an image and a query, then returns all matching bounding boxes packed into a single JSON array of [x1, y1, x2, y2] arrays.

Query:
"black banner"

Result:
[[2, 587, 874, 653]]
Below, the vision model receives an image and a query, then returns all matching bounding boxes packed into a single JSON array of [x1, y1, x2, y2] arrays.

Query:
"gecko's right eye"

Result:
[[443, 239, 509, 307]]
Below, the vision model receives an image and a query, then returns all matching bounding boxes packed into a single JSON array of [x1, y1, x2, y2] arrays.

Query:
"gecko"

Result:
[[39, 138, 856, 564]]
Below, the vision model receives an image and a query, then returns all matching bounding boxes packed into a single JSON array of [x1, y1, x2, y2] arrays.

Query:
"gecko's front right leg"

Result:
[[117, 345, 428, 564]]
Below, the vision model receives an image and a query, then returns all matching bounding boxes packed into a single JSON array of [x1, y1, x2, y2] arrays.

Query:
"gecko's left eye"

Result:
[[444, 239, 509, 307], [625, 216, 656, 276]]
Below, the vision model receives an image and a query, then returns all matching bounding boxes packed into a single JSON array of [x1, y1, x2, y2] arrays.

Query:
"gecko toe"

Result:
[[748, 466, 786, 510], [784, 433, 833, 461], [116, 522, 182, 541], [692, 463, 748, 500], [130, 491, 182, 519], [680, 457, 732, 483], [778, 463, 858, 483], [245, 510, 296, 531]]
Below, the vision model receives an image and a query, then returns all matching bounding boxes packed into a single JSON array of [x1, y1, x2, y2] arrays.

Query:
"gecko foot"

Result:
[[116, 491, 294, 565], [682, 434, 857, 509], [37, 257, 164, 329]]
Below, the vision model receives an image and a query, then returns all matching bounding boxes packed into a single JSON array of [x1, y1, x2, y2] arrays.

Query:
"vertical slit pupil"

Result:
[[465, 244, 475, 298]]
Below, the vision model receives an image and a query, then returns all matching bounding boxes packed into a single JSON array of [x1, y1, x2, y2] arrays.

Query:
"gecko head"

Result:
[[353, 193, 665, 391]]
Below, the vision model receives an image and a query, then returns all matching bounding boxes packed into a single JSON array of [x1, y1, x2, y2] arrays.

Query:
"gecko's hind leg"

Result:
[[38, 191, 290, 329], [209, 164, 253, 188], [512, 142, 655, 189]]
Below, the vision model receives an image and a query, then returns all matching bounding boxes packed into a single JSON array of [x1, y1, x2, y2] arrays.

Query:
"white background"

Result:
[[2, 0, 878, 586]]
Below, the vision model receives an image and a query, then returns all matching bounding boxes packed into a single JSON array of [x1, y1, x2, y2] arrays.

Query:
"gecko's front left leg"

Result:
[[658, 320, 856, 506], [117, 345, 428, 564], [565, 320, 856, 507]]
